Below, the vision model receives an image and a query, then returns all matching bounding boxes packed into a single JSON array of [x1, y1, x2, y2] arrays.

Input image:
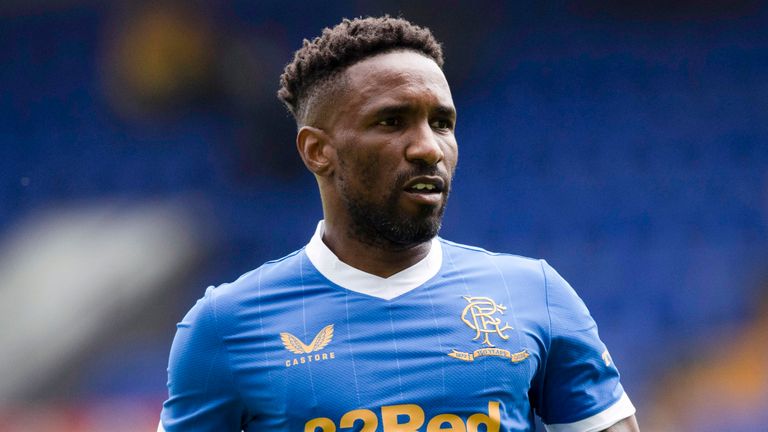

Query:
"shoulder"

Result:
[[438, 238, 547, 280], [212, 247, 306, 295], [194, 247, 309, 325], [438, 239, 586, 323]]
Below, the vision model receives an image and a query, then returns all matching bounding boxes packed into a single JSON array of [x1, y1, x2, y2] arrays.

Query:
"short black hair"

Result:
[[278, 16, 444, 125]]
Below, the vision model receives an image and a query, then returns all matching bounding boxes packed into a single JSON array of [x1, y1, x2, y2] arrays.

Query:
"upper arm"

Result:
[[535, 261, 636, 431], [160, 287, 247, 431]]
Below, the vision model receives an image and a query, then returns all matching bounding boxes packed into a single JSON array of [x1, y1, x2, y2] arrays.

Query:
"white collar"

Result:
[[304, 221, 443, 300]]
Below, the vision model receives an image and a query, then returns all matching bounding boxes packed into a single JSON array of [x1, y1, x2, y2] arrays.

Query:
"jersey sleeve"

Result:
[[534, 261, 635, 432], [159, 287, 248, 431]]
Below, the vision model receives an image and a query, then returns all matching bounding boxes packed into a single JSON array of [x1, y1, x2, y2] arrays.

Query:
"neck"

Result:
[[321, 219, 433, 278]]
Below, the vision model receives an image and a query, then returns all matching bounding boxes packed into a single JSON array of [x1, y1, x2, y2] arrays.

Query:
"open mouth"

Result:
[[408, 182, 440, 193], [402, 177, 446, 204], [404, 176, 444, 192]]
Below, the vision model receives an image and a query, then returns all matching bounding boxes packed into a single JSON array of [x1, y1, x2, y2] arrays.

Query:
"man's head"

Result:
[[279, 17, 458, 250], [278, 16, 444, 127]]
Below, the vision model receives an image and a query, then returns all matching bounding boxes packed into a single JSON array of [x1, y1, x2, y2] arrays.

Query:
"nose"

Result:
[[405, 122, 444, 166]]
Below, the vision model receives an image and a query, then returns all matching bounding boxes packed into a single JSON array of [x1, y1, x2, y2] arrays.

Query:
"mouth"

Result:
[[402, 176, 446, 206], [403, 176, 445, 193]]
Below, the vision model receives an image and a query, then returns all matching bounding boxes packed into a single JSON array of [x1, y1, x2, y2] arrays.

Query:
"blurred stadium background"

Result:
[[1, 0, 767, 430]]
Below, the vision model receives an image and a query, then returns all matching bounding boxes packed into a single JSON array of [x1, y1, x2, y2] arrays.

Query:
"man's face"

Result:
[[324, 50, 458, 249]]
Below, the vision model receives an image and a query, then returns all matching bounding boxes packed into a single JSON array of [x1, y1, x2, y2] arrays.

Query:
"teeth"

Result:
[[412, 183, 436, 191]]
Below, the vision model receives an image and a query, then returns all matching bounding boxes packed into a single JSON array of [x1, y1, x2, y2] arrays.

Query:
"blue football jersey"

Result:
[[160, 222, 634, 431]]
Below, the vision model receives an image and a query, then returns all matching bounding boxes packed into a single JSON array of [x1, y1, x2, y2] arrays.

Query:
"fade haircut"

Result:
[[277, 16, 444, 126]]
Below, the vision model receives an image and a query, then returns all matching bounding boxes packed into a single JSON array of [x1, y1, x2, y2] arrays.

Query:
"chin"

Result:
[[385, 213, 443, 246], [342, 190, 447, 248]]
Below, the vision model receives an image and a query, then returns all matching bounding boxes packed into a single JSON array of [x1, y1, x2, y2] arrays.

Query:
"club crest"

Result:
[[448, 296, 529, 364]]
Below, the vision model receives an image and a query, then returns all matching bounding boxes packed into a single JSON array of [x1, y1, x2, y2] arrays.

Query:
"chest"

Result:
[[227, 280, 545, 430]]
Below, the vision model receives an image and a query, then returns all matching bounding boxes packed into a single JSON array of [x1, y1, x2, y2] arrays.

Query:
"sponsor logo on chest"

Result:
[[305, 400, 502, 432], [280, 324, 337, 367]]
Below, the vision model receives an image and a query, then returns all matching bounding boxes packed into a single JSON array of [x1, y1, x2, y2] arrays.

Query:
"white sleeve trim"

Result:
[[544, 392, 636, 432]]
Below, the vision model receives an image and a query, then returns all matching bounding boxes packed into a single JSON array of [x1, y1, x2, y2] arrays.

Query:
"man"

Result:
[[160, 16, 640, 431]]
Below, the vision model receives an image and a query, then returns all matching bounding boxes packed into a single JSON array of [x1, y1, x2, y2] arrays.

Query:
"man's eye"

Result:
[[377, 118, 401, 127], [430, 119, 453, 130]]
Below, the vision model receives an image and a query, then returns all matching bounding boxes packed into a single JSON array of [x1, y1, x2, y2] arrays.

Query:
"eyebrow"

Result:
[[371, 104, 412, 118], [370, 104, 456, 118], [433, 105, 457, 119]]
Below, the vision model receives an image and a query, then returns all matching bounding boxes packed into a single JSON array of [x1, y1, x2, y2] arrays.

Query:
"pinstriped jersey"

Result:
[[160, 222, 635, 431]]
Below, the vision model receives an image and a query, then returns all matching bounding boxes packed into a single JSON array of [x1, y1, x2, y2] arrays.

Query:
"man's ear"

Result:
[[297, 126, 335, 176]]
